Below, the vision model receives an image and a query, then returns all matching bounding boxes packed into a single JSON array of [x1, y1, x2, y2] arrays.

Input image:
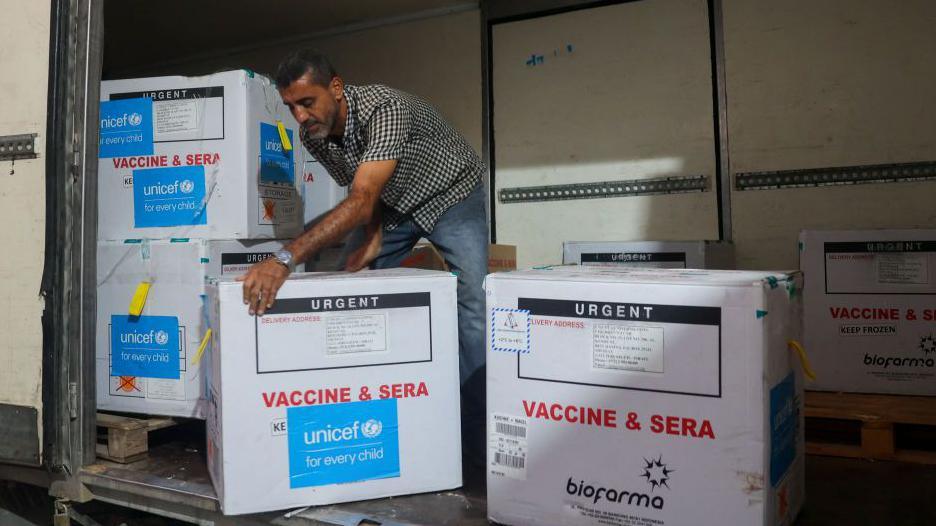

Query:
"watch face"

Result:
[[275, 249, 292, 265]]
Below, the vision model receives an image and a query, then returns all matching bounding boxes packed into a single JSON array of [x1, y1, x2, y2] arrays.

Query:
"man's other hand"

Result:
[[345, 225, 383, 272], [237, 258, 290, 316]]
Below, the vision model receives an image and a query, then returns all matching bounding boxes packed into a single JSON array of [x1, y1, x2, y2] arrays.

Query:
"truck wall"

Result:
[[0, 0, 50, 449], [106, 9, 484, 154]]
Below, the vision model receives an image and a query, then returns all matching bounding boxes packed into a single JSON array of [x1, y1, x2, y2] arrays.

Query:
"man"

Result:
[[239, 49, 488, 458]]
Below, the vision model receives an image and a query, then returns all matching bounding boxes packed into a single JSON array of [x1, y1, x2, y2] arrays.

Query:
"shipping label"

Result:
[[592, 323, 664, 373], [111, 86, 225, 142], [514, 298, 721, 397], [256, 293, 432, 373], [325, 314, 388, 355], [824, 241, 936, 294], [489, 413, 528, 480], [145, 378, 187, 401]]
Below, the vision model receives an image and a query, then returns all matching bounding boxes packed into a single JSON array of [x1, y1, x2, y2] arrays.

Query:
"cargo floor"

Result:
[[77, 431, 936, 525]]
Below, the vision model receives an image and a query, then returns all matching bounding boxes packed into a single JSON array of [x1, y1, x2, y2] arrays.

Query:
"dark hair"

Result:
[[275, 49, 337, 88]]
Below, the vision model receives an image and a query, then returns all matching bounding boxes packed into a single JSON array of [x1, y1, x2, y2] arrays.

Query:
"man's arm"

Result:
[[238, 159, 397, 315]]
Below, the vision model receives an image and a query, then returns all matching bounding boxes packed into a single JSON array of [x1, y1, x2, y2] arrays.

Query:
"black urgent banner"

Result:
[[518, 297, 720, 325], [579, 252, 686, 263], [824, 241, 936, 253], [110, 86, 224, 101], [266, 292, 430, 314]]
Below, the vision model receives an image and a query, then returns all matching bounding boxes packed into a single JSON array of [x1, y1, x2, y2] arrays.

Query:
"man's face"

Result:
[[279, 73, 342, 140]]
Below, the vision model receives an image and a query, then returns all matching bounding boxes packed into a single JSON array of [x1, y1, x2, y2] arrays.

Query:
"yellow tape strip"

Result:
[[128, 281, 151, 316], [787, 340, 817, 381], [276, 120, 293, 151], [192, 329, 212, 365]]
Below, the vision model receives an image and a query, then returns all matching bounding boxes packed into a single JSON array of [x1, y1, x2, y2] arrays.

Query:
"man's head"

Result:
[[275, 49, 344, 140]]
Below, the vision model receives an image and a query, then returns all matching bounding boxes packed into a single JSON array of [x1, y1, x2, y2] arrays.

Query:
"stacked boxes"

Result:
[[563, 241, 734, 269], [206, 269, 462, 514], [96, 239, 301, 417], [96, 71, 306, 417], [486, 267, 805, 526], [98, 70, 303, 240], [800, 229, 936, 395]]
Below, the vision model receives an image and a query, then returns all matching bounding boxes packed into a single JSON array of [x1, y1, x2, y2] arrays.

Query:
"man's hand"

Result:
[[236, 258, 290, 316], [345, 225, 383, 272]]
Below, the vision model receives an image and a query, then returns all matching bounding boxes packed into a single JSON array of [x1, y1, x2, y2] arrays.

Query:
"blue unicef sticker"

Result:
[[110, 315, 180, 379], [132, 165, 207, 228], [770, 372, 798, 487], [287, 399, 400, 489], [259, 122, 295, 184], [99, 98, 154, 158]]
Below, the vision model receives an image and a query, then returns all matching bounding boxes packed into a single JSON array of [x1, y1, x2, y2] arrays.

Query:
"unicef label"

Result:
[[99, 98, 154, 158], [287, 399, 400, 489], [132, 165, 207, 228], [110, 315, 180, 379], [259, 122, 295, 184]]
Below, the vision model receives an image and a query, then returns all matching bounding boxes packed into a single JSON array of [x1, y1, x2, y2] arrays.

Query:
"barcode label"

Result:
[[494, 452, 526, 469], [495, 421, 527, 438], [490, 413, 529, 480]]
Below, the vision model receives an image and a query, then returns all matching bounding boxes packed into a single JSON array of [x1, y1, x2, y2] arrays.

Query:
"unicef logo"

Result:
[[128, 112, 143, 126], [361, 419, 383, 438], [179, 179, 195, 194], [155, 330, 169, 345]]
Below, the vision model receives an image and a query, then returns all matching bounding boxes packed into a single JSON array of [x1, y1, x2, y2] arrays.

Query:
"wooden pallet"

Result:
[[96, 413, 177, 463], [805, 391, 936, 464]]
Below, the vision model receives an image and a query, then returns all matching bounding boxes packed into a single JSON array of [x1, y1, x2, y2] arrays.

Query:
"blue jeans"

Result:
[[370, 183, 488, 456]]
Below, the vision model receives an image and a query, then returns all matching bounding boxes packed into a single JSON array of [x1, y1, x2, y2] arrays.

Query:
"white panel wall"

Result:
[[0, 0, 49, 438], [726, 0, 936, 269], [492, 0, 718, 267], [119, 10, 483, 153]]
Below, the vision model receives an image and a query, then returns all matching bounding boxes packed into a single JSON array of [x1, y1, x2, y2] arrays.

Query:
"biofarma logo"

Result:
[[864, 334, 936, 369], [565, 456, 673, 510]]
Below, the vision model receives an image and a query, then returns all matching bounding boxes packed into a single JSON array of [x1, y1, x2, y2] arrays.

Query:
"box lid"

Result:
[[216, 267, 453, 285], [488, 266, 798, 288]]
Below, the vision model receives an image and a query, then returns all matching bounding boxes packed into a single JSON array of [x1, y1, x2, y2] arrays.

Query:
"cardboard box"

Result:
[[206, 268, 462, 515], [98, 70, 303, 241], [300, 159, 347, 228], [488, 244, 518, 273], [800, 229, 936, 395], [562, 241, 734, 269], [486, 267, 805, 526], [401, 243, 517, 273], [96, 239, 296, 417]]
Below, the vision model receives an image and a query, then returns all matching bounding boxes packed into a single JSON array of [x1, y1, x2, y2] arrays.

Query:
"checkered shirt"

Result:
[[299, 84, 484, 232]]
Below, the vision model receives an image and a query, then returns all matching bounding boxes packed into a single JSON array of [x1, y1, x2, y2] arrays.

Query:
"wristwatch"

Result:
[[272, 249, 296, 272]]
